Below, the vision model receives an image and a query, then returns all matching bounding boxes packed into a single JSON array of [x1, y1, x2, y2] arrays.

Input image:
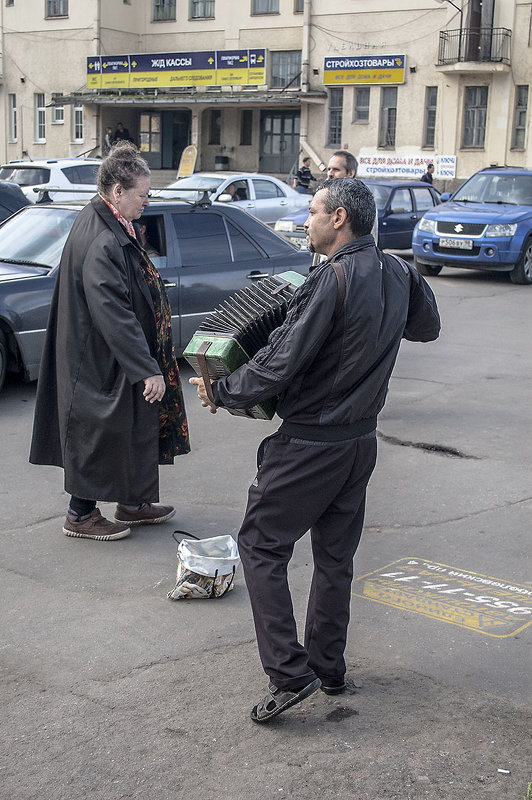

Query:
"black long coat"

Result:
[[30, 197, 164, 504]]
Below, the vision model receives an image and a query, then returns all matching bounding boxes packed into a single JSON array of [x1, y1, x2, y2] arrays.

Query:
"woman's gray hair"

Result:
[[97, 140, 150, 194], [319, 177, 376, 237]]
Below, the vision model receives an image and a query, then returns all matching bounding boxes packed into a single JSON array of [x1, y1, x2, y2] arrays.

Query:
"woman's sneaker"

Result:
[[114, 503, 175, 526], [63, 509, 131, 541]]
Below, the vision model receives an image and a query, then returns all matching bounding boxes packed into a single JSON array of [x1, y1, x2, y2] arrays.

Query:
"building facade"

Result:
[[0, 0, 530, 188]]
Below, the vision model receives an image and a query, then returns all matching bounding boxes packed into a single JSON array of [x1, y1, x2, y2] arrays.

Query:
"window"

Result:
[[240, 110, 253, 145], [390, 188, 412, 214], [34, 93, 46, 142], [252, 0, 279, 13], [252, 178, 285, 199], [354, 87, 370, 123], [208, 109, 221, 144], [172, 212, 231, 265], [62, 165, 99, 184], [462, 86, 488, 148], [190, 0, 214, 17], [378, 86, 397, 148], [294, 0, 304, 10], [327, 88, 343, 146], [8, 94, 17, 141], [512, 85, 528, 149], [73, 105, 83, 142], [0, 166, 50, 184], [52, 95, 64, 124], [423, 86, 438, 148], [153, 0, 176, 21], [45, 0, 68, 16], [227, 180, 248, 200], [226, 221, 262, 260], [411, 186, 438, 212], [6, 0, 14, 6], [270, 51, 301, 89]]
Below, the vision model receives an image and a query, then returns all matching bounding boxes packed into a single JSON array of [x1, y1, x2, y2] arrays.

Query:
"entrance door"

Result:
[[139, 112, 162, 169], [162, 110, 192, 170], [259, 111, 300, 174]]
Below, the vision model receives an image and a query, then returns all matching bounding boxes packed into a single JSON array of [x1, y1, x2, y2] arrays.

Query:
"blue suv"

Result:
[[412, 167, 532, 284]]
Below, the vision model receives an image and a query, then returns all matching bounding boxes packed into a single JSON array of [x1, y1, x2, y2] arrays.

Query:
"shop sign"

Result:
[[323, 54, 405, 85], [87, 49, 266, 89], [357, 152, 456, 179]]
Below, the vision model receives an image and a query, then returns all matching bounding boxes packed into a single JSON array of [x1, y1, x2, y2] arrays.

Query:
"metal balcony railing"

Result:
[[438, 27, 511, 65]]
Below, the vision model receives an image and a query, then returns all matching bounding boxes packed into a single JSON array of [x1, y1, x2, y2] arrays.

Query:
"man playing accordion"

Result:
[[191, 177, 440, 723]]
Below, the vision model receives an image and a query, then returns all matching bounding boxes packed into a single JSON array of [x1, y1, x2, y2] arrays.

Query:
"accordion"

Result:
[[183, 270, 306, 419]]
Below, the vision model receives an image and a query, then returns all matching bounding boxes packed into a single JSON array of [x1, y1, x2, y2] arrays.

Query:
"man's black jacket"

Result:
[[212, 236, 440, 440]]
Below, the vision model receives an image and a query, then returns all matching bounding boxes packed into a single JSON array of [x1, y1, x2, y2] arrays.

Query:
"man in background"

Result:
[[293, 156, 315, 194], [420, 163, 435, 184], [312, 150, 378, 265], [326, 150, 358, 180]]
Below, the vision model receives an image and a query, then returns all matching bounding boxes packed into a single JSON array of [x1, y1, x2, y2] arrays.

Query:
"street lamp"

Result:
[[434, 0, 464, 61]]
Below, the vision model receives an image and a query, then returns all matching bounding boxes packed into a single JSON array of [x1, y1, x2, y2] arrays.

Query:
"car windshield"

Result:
[[0, 166, 51, 186], [366, 183, 393, 210], [453, 173, 532, 205], [170, 175, 225, 191], [0, 206, 77, 268]]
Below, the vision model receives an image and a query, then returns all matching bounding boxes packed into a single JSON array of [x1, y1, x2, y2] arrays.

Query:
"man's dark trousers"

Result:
[[238, 430, 377, 691]]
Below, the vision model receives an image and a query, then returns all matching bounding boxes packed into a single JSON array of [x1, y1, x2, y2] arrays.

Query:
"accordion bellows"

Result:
[[184, 270, 306, 419]]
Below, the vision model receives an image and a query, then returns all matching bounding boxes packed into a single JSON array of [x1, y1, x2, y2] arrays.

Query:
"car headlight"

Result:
[[418, 217, 436, 233], [274, 220, 296, 233], [485, 222, 517, 238]]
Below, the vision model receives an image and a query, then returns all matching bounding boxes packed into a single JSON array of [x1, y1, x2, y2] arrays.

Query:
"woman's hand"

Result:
[[143, 374, 166, 403], [189, 377, 218, 414]]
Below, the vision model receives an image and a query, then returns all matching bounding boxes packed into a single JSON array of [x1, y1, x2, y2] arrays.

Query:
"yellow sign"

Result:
[[352, 558, 532, 638], [177, 145, 197, 179], [87, 50, 266, 90], [323, 54, 406, 86]]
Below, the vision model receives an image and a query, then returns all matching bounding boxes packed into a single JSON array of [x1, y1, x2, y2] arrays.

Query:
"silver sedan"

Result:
[[154, 171, 311, 225]]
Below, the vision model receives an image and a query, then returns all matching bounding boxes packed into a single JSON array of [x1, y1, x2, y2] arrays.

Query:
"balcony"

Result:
[[437, 27, 511, 73]]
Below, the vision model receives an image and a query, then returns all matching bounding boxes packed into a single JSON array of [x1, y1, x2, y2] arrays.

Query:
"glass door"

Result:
[[259, 111, 300, 174], [139, 112, 162, 169]]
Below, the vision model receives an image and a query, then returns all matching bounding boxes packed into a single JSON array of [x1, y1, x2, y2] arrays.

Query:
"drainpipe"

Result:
[[1, 1, 6, 163], [94, 0, 102, 154], [298, 1, 326, 172]]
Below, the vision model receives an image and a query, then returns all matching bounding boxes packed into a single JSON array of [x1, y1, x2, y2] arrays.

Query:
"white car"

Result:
[[154, 171, 311, 225], [0, 158, 101, 203]]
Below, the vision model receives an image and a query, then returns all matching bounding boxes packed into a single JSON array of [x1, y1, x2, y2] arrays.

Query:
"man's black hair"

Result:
[[319, 178, 376, 237]]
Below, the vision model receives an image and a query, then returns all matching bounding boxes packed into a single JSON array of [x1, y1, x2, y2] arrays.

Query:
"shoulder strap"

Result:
[[331, 261, 346, 317]]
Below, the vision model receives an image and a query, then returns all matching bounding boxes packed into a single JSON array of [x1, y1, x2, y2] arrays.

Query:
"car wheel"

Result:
[[413, 256, 442, 277], [0, 330, 7, 393], [509, 240, 532, 285]]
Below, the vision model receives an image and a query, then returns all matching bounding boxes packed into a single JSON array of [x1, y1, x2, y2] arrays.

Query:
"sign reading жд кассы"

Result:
[[87, 49, 266, 89]]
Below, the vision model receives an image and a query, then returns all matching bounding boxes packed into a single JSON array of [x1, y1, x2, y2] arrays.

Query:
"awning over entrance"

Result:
[[49, 89, 327, 107]]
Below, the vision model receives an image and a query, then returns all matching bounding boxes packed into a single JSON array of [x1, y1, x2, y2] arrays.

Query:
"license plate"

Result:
[[439, 237, 473, 250]]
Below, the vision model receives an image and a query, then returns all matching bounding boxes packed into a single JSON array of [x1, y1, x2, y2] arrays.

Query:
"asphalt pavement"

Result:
[[1, 262, 531, 800]]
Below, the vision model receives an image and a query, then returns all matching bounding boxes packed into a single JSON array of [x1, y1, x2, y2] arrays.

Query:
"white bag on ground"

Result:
[[168, 533, 240, 600]]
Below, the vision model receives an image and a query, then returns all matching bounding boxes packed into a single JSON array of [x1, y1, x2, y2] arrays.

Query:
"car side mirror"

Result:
[[440, 192, 451, 202], [217, 193, 233, 203]]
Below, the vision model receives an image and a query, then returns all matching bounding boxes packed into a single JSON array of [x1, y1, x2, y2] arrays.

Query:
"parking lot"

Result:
[[1, 264, 531, 800]]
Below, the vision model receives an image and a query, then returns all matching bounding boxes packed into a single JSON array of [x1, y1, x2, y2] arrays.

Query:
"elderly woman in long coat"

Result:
[[30, 142, 190, 541]]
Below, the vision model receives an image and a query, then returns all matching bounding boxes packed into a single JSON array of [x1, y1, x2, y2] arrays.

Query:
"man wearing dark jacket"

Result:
[[420, 163, 435, 184], [190, 178, 440, 723]]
